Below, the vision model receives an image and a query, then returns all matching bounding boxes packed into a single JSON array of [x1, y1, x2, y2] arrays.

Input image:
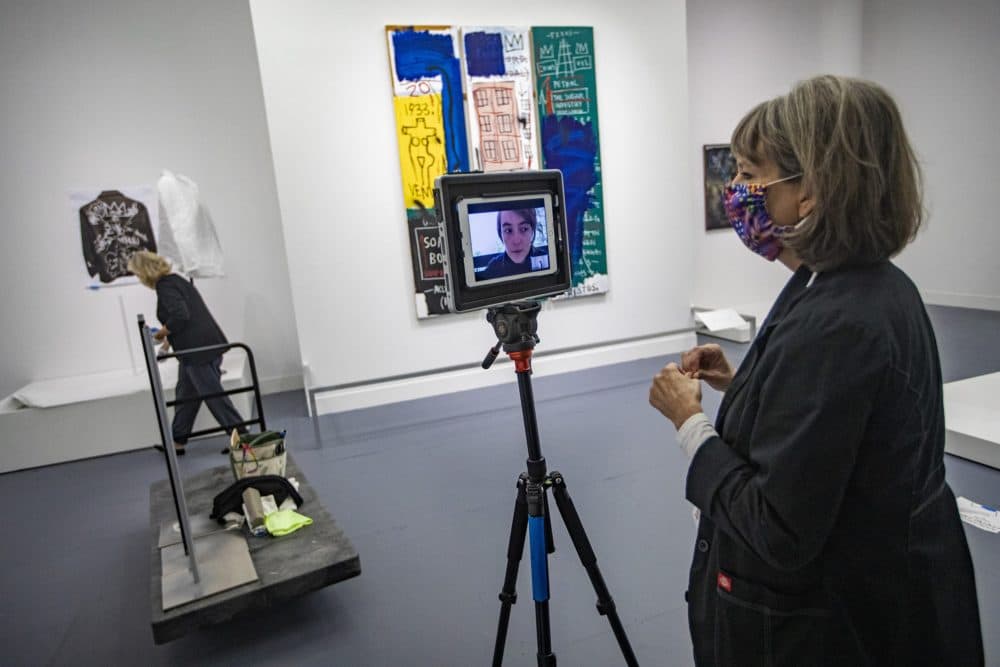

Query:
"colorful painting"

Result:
[[461, 27, 537, 172], [532, 27, 607, 299], [386, 24, 608, 317], [386, 25, 469, 317], [703, 144, 736, 231], [394, 95, 447, 209]]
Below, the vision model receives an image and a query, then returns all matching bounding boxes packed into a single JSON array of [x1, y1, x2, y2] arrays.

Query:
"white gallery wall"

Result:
[[687, 0, 865, 319], [3, 0, 994, 424], [249, 0, 697, 412], [863, 0, 1000, 311], [688, 0, 1000, 314], [0, 0, 303, 401]]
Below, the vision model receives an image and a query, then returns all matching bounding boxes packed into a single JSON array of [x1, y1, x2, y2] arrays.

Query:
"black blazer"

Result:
[[685, 262, 983, 666], [155, 274, 228, 365]]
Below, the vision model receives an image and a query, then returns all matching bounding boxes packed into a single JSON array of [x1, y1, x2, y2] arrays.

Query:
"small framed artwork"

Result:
[[703, 143, 736, 231]]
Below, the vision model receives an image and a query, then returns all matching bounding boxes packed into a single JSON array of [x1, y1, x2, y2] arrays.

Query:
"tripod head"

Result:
[[482, 301, 541, 369]]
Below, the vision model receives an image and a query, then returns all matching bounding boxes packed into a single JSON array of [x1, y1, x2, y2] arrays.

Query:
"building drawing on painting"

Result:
[[472, 82, 521, 170]]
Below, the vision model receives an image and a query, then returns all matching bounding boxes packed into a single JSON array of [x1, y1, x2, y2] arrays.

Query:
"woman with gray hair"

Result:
[[649, 76, 983, 665], [129, 250, 245, 455]]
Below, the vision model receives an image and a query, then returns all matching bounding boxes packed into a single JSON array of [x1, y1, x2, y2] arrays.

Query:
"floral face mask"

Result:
[[722, 174, 801, 261]]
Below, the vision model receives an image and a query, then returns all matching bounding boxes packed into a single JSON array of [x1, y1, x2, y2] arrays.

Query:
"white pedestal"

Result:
[[0, 354, 251, 473], [691, 306, 758, 343], [944, 372, 1000, 470]]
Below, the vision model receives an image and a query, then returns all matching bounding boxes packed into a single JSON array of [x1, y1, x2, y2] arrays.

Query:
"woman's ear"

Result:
[[798, 186, 816, 219]]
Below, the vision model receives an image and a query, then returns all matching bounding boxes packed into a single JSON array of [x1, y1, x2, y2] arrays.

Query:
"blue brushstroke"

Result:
[[392, 29, 469, 173], [540, 115, 598, 269], [464, 32, 505, 76]]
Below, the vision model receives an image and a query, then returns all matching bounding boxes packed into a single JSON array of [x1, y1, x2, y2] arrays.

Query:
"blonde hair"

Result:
[[731, 75, 923, 271], [127, 250, 171, 286]]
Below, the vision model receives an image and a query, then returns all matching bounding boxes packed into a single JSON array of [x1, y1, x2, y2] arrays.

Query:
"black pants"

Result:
[[172, 357, 244, 444]]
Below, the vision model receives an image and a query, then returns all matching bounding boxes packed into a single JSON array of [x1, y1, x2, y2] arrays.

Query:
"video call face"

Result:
[[469, 203, 546, 257], [498, 209, 535, 263], [464, 198, 551, 284]]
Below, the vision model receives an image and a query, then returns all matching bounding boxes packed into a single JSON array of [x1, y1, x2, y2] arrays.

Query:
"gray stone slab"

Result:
[[149, 454, 361, 643], [157, 510, 239, 548], [161, 530, 258, 611]]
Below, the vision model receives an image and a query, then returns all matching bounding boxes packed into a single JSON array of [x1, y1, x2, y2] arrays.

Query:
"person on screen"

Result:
[[479, 208, 547, 279], [128, 250, 247, 456], [647, 75, 983, 665]]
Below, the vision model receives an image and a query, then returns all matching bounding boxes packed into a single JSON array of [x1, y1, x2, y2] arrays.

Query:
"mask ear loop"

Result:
[[724, 173, 801, 190], [763, 173, 802, 188], [760, 173, 805, 235]]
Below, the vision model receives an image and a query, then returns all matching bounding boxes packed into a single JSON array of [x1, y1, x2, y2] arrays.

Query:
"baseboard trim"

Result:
[[312, 330, 696, 415], [921, 290, 1000, 312], [259, 374, 304, 395]]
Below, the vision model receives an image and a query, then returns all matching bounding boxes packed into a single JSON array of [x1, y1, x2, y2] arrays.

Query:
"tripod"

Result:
[[485, 302, 639, 667]]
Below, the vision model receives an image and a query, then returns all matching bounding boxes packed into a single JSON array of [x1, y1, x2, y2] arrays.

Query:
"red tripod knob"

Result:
[[508, 349, 533, 373]]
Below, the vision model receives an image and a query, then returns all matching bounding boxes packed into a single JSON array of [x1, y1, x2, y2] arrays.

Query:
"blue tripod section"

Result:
[[528, 515, 550, 602]]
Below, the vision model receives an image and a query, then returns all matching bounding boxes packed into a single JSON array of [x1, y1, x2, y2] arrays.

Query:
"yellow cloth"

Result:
[[264, 509, 313, 536]]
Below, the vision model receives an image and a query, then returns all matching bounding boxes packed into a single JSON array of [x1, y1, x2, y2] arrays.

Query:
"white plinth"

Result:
[[944, 372, 1000, 470], [0, 354, 251, 473]]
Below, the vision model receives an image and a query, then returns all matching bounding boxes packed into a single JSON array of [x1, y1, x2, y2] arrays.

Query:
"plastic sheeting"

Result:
[[156, 170, 225, 277]]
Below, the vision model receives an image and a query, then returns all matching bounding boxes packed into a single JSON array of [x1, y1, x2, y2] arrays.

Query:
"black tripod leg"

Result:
[[493, 475, 529, 667], [543, 491, 555, 554], [549, 472, 640, 667]]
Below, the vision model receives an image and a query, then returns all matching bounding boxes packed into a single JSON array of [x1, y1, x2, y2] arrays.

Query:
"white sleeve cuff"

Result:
[[677, 412, 718, 460]]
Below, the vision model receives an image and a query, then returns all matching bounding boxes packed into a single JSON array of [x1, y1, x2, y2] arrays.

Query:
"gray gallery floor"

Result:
[[1, 304, 998, 666]]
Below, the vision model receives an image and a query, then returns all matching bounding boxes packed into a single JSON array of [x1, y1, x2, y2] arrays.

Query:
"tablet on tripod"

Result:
[[434, 170, 571, 313]]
